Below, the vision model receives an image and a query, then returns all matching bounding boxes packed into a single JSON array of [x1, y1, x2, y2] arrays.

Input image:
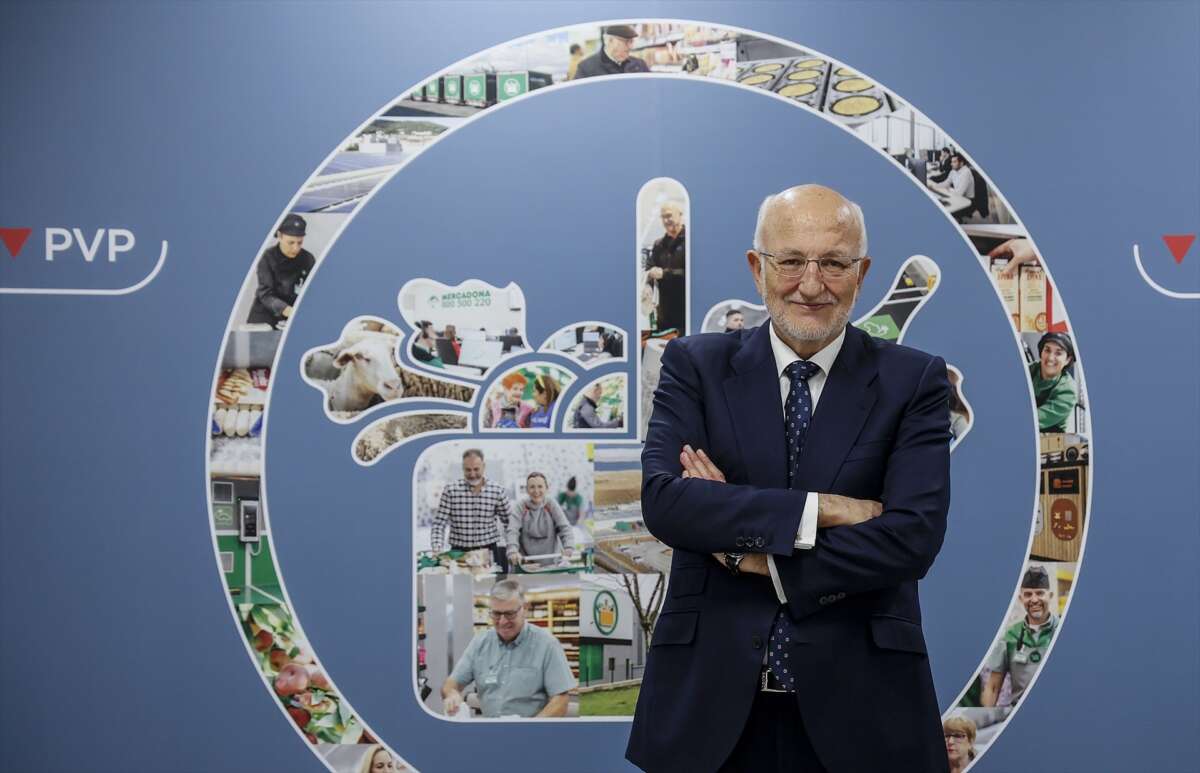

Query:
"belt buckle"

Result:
[[760, 667, 787, 693]]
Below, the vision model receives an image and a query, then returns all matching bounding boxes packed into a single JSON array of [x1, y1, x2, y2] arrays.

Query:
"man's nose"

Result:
[[796, 261, 825, 293]]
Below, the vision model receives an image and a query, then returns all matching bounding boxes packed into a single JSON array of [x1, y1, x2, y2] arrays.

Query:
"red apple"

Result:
[[273, 663, 310, 697], [268, 648, 290, 672], [287, 706, 311, 729], [252, 630, 274, 652]]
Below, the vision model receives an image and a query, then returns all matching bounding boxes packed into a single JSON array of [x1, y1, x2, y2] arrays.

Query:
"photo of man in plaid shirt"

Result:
[[430, 448, 514, 573]]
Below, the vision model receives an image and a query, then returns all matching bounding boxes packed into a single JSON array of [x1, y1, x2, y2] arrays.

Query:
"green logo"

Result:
[[593, 590, 618, 635], [860, 313, 899, 340]]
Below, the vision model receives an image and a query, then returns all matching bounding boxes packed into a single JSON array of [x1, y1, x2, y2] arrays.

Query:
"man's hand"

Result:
[[712, 551, 769, 576], [648, 266, 664, 280], [443, 688, 463, 716], [507, 549, 523, 567], [817, 493, 882, 527], [680, 445, 725, 482]]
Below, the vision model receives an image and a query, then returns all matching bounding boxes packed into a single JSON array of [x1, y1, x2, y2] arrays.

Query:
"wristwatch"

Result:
[[723, 552, 746, 575]]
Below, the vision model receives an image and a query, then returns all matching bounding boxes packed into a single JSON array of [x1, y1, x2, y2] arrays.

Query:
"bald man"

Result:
[[645, 201, 687, 333], [627, 185, 951, 772]]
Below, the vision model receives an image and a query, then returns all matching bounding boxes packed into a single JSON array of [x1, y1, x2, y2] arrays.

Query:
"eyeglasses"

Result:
[[755, 250, 863, 279], [944, 731, 969, 741], [490, 608, 523, 621]]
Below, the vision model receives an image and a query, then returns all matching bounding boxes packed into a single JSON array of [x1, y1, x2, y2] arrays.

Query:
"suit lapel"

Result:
[[724, 324, 788, 489], [796, 326, 878, 493]]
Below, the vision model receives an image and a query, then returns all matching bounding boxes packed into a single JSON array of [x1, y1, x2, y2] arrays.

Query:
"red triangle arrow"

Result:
[[1162, 234, 1195, 264], [0, 227, 33, 258]]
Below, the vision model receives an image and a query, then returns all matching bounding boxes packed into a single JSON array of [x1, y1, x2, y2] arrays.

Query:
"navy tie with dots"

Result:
[[768, 359, 820, 692]]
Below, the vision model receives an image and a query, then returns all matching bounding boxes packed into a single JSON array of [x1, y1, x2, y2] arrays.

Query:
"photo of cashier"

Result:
[[1031, 332, 1078, 433], [441, 579, 577, 718], [507, 472, 575, 567], [247, 214, 315, 328]]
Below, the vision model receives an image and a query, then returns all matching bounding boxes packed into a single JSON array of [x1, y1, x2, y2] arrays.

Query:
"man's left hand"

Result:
[[680, 445, 725, 482]]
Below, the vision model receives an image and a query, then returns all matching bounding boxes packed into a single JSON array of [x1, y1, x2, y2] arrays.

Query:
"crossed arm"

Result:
[[642, 339, 951, 618]]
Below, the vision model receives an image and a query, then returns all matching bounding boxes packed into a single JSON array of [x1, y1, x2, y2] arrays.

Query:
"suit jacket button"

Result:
[[752, 635, 763, 649], [818, 596, 827, 605], [735, 537, 745, 548], [836, 592, 846, 600], [754, 536, 764, 548]]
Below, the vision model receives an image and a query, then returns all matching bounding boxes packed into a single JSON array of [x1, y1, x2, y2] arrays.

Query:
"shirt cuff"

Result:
[[795, 492, 818, 549], [766, 555, 788, 604]]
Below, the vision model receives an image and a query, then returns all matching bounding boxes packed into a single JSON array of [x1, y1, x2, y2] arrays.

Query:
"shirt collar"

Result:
[[767, 323, 846, 380], [1025, 613, 1058, 635], [496, 623, 528, 648]]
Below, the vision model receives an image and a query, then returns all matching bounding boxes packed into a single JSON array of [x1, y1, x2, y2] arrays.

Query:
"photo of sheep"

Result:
[[302, 317, 476, 422]]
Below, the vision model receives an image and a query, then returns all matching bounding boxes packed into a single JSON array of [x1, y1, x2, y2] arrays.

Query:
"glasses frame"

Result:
[[754, 250, 864, 279], [489, 606, 524, 621]]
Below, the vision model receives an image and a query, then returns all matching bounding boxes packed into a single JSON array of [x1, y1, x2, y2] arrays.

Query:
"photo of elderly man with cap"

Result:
[[1030, 331, 1078, 433], [247, 213, 315, 328], [981, 565, 1060, 708], [572, 25, 650, 79]]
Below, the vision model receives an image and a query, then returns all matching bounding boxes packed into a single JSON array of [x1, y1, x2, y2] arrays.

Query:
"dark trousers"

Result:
[[717, 691, 828, 772], [451, 543, 509, 574]]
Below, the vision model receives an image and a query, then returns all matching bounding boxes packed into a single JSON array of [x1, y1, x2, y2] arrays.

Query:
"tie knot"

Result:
[[785, 360, 820, 383]]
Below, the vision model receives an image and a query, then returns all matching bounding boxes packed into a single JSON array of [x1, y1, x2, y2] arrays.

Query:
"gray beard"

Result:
[[765, 293, 854, 347]]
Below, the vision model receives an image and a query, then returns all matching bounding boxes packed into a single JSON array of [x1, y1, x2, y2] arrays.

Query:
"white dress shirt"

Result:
[[763, 323, 847, 604]]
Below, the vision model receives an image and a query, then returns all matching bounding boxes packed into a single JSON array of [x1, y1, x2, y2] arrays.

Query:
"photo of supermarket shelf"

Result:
[[588, 444, 672, 574]]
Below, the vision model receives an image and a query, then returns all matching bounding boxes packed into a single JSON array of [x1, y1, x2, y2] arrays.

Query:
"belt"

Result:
[[759, 666, 794, 694]]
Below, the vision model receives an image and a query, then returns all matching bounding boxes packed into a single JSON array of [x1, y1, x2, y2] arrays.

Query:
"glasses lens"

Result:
[[819, 258, 852, 277]]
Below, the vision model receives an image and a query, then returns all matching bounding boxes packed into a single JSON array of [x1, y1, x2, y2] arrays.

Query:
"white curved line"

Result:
[[0, 240, 168, 296], [1134, 243, 1200, 299]]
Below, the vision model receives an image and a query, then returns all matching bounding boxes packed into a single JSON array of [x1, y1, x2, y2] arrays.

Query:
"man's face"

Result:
[[950, 156, 963, 171], [277, 233, 305, 259], [1021, 587, 1050, 624], [490, 596, 526, 642], [748, 192, 869, 353], [727, 312, 744, 330], [1039, 341, 1070, 380], [660, 205, 683, 235], [462, 454, 485, 484], [605, 34, 633, 62], [588, 383, 603, 401]]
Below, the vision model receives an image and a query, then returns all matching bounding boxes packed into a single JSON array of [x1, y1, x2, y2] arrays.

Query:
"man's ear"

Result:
[[746, 250, 765, 296], [856, 256, 872, 289]]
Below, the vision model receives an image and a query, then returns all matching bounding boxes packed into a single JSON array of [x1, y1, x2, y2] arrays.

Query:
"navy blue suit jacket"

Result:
[[626, 323, 951, 773]]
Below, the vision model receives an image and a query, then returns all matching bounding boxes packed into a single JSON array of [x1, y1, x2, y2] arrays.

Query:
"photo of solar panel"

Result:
[[295, 171, 390, 214]]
